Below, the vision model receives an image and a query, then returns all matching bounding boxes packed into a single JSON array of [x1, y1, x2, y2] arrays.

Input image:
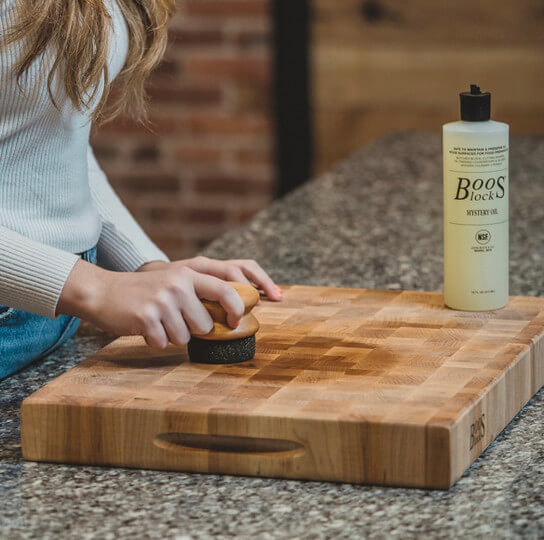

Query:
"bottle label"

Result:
[[443, 134, 509, 310]]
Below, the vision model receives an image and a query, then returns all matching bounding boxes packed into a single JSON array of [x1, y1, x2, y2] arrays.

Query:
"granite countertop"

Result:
[[1, 132, 543, 539]]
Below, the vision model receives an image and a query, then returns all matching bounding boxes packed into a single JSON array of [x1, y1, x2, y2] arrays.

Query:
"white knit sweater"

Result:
[[0, 0, 169, 318]]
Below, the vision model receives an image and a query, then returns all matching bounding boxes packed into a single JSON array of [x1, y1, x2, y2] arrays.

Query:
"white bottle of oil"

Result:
[[443, 85, 509, 311]]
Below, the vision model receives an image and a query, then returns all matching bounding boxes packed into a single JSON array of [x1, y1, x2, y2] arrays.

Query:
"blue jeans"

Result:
[[0, 246, 97, 380]]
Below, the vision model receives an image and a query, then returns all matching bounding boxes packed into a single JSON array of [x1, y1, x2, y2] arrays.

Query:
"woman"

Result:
[[0, 0, 281, 380]]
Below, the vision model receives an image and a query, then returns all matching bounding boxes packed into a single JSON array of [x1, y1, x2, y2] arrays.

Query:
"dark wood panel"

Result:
[[314, 108, 544, 174], [312, 0, 544, 46], [311, 0, 544, 171]]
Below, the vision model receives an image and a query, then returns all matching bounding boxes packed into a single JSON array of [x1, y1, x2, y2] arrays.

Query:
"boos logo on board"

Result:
[[454, 175, 506, 201], [469, 414, 486, 450]]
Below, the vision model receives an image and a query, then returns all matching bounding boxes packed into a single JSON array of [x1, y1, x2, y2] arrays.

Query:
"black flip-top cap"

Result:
[[460, 84, 491, 121]]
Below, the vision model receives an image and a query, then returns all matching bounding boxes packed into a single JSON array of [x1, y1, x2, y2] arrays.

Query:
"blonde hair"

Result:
[[4, 0, 176, 124]]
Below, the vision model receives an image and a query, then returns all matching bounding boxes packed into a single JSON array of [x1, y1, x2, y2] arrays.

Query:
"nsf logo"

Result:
[[476, 229, 491, 245]]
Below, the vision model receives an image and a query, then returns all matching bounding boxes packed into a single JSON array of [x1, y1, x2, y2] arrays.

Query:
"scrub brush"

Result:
[[188, 282, 260, 364]]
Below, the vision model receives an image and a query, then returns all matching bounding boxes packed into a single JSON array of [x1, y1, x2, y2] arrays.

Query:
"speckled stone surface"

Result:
[[1, 132, 543, 539]]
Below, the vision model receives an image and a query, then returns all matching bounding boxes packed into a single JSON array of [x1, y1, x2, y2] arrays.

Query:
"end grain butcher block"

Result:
[[21, 286, 544, 489]]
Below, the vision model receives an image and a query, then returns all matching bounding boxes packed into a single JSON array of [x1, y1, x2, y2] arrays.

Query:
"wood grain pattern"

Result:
[[21, 286, 544, 489], [312, 0, 544, 172]]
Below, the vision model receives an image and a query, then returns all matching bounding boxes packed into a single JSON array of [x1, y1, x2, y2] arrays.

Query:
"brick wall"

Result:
[[91, 0, 275, 261]]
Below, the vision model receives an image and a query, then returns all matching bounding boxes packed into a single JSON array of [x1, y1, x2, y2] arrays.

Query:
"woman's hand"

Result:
[[57, 260, 247, 349], [138, 256, 282, 301]]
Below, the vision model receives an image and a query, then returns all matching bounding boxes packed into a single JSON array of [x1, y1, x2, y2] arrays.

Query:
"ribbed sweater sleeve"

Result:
[[87, 145, 170, 272], [0, 227, 79, 319]]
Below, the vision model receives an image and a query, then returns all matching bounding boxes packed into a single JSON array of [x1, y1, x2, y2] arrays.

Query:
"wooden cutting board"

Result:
[[21, 286, 544, 489]]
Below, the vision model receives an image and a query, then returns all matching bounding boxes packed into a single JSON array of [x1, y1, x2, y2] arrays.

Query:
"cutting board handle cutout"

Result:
[[153, 432, 305, 457]]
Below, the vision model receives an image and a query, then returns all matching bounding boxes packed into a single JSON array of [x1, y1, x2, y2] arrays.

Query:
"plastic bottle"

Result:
[[443, 85, 509, 311]]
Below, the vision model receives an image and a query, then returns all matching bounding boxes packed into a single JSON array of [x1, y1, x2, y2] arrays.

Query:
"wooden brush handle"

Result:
[[200, 282, 260, 324], [196, 282, 260, 341], [196, 313, 259, 341]]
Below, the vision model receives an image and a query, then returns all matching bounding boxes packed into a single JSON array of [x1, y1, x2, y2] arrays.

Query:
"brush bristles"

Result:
[[188, 335, 255, 364]]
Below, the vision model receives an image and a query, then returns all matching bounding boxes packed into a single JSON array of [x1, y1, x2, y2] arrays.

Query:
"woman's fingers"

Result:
[[161, 307, 191, 346], [143, 318, 169, 349], [178, 291, 214, 336], [187, 257, 251, 284], [192, 273, 245, 328], [181, 257, 280, 301], [235, 260, 281, 301], [224, 266, 252, 284]]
